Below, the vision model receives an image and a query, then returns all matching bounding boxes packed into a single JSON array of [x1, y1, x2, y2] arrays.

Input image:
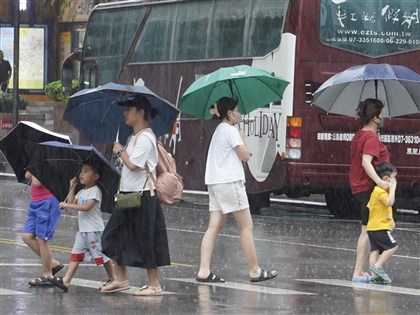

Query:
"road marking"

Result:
[[0, 238, 193, 267], [0, 288, 30, 295], [166, 278, 316, 295], [397, 227, 420, 233], [2, 205, 419, 261], [164, 229, 420, 261], [297, 279, 420, 296], [71, 278, 176, 295]]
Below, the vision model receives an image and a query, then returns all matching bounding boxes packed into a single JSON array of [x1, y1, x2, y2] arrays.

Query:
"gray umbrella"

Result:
[[312, 63, 420, 117]]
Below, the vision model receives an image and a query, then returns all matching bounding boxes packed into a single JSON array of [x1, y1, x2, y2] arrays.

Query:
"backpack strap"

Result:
[[133, 129, 157, 196]]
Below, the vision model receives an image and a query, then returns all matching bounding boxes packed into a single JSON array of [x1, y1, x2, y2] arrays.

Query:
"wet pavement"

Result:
[[0, 177, 419, 315]]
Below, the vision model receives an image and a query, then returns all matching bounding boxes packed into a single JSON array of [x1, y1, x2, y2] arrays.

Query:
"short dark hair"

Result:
[[356, 98, 384, 126], [212, 97, 238, 120], [375, 162, 396, 179], [117, 94, 157, 121], [83, 159, 103, 179]]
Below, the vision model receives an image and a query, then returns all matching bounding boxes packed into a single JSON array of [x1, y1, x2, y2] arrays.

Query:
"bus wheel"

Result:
[[325, 188, 360, 220], [247, 192, 270, 215]]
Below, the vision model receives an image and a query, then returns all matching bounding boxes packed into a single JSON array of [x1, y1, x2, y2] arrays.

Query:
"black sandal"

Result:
[[196, 272, 226, 283], [250, 269, 278, 282], [52, 264, 64, 276], [47, 276, 69, 292], [28, 276, 54, 286]]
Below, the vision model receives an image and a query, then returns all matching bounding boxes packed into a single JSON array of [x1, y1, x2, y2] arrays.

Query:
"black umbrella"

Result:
[[26, 141, 120, 214], [0, 121, 71, 182]]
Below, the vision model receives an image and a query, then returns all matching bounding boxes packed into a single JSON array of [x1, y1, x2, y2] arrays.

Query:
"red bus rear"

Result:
[[64, 0, 420, 218]]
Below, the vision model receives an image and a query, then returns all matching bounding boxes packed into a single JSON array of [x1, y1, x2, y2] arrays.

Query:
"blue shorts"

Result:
[[23, 197, 61, 241]]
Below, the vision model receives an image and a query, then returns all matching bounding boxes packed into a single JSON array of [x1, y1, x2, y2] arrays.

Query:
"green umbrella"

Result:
[[179, 65, 289, 119]]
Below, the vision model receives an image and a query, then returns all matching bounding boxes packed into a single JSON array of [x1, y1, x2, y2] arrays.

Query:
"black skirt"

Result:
[[102, 191, 171, 269]]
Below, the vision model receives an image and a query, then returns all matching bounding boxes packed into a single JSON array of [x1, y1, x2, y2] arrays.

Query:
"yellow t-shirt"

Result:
[[367, 186, 394, 231]]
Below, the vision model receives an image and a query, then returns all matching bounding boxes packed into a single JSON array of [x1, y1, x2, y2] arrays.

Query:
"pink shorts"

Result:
[[208, 180, 249, 214]]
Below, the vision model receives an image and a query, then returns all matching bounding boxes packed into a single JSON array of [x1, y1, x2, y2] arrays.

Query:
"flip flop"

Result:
[[99, 280, 131, 293], [99, 279, 113, 290], [52, 264, 64, 276], [132, 285, 163, 296], [196, 272, 225, 283], [28, 276, 55, 287], [250, 269, 278, 283], [48, 276, 68, 292]]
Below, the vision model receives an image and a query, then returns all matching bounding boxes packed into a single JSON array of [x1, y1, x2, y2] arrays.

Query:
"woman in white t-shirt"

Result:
[[196, 97, 277, 283], [100, 94, 170, 296]]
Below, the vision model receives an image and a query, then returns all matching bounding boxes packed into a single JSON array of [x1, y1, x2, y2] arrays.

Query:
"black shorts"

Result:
[[353, 189, 373, 225], [367, 230, 398, 254]]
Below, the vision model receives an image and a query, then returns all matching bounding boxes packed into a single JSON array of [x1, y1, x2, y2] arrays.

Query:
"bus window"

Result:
[[83, 8, 145, 84], [320, 0, 420, 57], [173, 1, 211, 61], [129, 0, 287, 63], [81, 61, 98, 89], [132, 4, 176, 62], [248, 0, 286, 56], [208, 0, 249, 59]]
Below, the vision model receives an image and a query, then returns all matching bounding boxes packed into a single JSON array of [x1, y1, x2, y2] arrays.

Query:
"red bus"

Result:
[[63, 0, 420, 218]]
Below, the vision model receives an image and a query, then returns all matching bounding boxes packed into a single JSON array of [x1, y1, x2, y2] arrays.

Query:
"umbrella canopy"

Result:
[[179, 65, 289, 120], [312, 63, 420, 117], [64, 82, 179, 144], [26, 141, 120, 214], [0, 121, 72, 182]]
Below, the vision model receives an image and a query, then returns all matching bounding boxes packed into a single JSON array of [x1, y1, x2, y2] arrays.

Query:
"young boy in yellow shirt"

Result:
[[366, 162, 398, 284]]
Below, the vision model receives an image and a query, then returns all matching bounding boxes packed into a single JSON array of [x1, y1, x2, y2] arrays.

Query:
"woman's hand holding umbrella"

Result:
[[113, 142, 124, 156]]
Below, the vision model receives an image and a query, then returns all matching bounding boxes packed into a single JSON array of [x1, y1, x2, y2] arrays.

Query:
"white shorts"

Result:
[[208, 180, 249, 214], [71, 231, 110, 266]]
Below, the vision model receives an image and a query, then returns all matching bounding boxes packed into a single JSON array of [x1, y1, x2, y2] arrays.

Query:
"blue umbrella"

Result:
[[64, 82, 179, 144], [312, 63, 420, 117], [26, 141, 120, 214]]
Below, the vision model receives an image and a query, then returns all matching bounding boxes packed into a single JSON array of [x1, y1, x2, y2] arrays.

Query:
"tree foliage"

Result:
[[42, 0, 121, 21]]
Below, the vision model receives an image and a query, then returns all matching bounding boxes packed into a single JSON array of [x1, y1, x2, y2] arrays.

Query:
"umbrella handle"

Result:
[[63, 182, 77, 203], [18, 179, 31, 198], [228, 80, 234, 99], [115, 125, 120, 142], [175, 76, 183, 108]]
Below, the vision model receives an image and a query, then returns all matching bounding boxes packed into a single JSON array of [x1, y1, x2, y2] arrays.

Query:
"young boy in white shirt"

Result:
[[48, 160, 115, 292]]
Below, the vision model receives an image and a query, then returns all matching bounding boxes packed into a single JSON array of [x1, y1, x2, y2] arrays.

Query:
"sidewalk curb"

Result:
[[0, 172, 16, 181]]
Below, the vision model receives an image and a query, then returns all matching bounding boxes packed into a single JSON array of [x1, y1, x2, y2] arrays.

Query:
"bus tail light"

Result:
[[286, 116, 302, 159]]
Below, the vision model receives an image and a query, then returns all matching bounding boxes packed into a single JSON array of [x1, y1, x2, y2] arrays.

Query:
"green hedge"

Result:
[[0, 93, 28, 113], [45, 80, 79, 102]]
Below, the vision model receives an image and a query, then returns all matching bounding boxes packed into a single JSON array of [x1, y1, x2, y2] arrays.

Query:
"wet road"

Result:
[[0, 178, 419, 315]]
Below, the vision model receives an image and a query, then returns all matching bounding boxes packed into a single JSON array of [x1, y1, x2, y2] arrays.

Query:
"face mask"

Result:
[[375, 117, 384, 129], [228, 111, 242, 124]]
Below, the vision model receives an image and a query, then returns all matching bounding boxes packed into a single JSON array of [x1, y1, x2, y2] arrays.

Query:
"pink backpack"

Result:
[[154, 140, 183, 204], [143, 131, 183, 204]]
